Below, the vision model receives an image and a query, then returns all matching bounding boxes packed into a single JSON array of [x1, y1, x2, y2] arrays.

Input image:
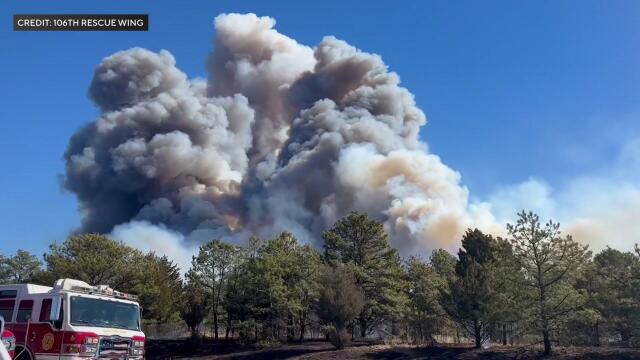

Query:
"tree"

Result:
[[253, 232, 321, 341], [490, 238, 528, 346], [316, 265, 364, 349], [181, 279, 209, 338], [189, 240, 241, 340], [40, 233, 184, 324], [430, 248, 457, 281], [41, 233, 144, 292], [441, 229, 498, 348], [224, 236, 262, 341], [508, 211, 591, 355], [590, 248, 640, 346], [0, 250, 42, 284], [323, 212, 408, 338], [292, 244, 322, 341], [135, 254, 183, 323], [404, 257, 447, 344]]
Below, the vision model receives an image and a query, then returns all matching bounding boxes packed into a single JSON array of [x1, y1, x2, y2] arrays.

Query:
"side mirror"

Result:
[[0, 315, 4, 334]]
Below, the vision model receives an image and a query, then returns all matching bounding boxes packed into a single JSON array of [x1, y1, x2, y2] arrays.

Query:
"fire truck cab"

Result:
[[0, 279, 145, 360]]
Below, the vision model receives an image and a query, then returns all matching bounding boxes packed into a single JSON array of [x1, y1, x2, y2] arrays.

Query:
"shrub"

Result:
[[328, 327, 350, 349]]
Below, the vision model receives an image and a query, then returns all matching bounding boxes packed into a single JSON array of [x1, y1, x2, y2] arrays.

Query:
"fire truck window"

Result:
[[0, 299, 15, 322], [40, 299, 52, 322], [0, 290, 16, 299], [16, 300, 33, 323], [70, 296, 140, 331]]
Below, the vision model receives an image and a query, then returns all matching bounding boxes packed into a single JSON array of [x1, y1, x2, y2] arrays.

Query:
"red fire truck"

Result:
[[0, 279, 145, 360]]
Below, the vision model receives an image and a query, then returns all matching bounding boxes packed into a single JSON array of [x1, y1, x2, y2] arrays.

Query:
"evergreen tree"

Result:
[[39, 233, 183, 322], [508, 211, 591, 355], [591, 247, 640, 346], [190, 240, 241, 340], [135, 253, 183, 323], [405, 257, 447, 344], [253, 232, 321, 341], [430, 248, 457, 281], [323, 212, 408, 338], [490, 238, 528, 346], [41, 233, 144, 292], [316, 265, 364, 349], [0, 250, 42, 284], [224, 236, 262, 341], [441, 229, 498, 348], [181, 279, 209, 338]]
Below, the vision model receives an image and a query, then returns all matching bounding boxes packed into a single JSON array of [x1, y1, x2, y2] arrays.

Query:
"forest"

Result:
[[1, 211, 639, 356]]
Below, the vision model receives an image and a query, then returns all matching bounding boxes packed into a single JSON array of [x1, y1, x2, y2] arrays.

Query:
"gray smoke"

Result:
[[65, 13, 498, 254]]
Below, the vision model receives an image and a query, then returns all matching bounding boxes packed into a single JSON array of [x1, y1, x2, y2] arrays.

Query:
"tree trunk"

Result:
[[213, 311, 219, 341], [502, 323, 507, 345], [287, 314, 295, 341], [474, 320, 482, 348], [621, 330, 632, 348], [299, 312, 306, 342], [538, 263, 551, 355], [543, 329, 552, 355], [225, 308, 232, 340], [359, 314, 367, 339]]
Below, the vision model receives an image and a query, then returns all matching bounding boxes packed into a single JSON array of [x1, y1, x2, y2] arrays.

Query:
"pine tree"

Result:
[[316, 265, 364, 349], [323, 212, 407, 338], [508, 211, 590, 355], [405, 257, 447, 344], [441, 229, 498, 348], [0, 250, 42, 284], [189, 240, 241, 340], [591, 248, 640, 346]]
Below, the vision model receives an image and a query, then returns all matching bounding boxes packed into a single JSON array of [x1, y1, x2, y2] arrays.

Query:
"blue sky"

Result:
[[1, 0, 640, 256]]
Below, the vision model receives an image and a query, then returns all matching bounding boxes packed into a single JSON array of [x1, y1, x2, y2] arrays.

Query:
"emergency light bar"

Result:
[[53, 278, 139, 301], [68, 285, 139, 301]]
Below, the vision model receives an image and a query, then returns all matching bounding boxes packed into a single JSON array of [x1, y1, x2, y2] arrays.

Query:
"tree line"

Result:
[[1, 211, 639, 354]]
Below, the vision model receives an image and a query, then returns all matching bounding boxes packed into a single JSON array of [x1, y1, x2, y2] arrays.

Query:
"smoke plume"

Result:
[[64, 13, 498, 255]]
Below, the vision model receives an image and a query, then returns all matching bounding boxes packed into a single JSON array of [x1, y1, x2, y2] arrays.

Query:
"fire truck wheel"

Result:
[[13, 346, 32, 360]]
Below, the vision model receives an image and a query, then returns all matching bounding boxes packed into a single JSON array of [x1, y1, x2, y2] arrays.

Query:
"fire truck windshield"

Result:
[[70, 296, 140, 331]]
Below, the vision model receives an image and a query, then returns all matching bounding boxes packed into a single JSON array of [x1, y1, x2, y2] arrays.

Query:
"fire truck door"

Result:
[[27, 325, 61, 359], [28, 298, 62, 359]]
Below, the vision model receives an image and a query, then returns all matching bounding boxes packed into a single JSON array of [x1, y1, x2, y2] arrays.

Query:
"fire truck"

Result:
[[0, 279, 145, 360]]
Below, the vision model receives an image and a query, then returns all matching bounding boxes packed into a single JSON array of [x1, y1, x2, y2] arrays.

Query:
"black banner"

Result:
[[14, 14, 148, 31]]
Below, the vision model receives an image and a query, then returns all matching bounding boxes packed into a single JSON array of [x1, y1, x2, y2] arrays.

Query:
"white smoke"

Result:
[[110, 221, 196, 274], [481, 134, 640, 252]]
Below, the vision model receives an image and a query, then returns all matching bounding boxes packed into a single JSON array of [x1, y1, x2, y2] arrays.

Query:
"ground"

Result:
[[146, 340, 640, 360]]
